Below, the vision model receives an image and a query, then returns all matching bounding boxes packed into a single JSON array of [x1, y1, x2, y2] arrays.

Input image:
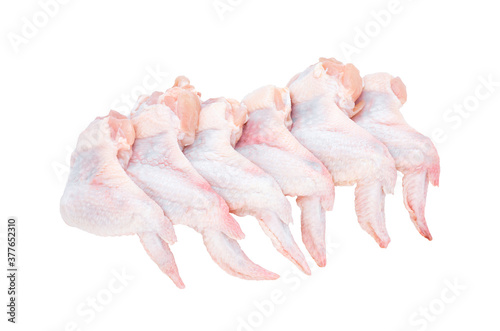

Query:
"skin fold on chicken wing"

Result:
[[126, 77, 278, 286], [60, 111, 180, 284], [235, 86, 334, 267], [287, 58, 397, 248], [352, 73, 440, 240], [183, 97, 310, 274]]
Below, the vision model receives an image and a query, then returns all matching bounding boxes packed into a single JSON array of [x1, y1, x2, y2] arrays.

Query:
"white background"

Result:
[[1, 0, 499, 330]]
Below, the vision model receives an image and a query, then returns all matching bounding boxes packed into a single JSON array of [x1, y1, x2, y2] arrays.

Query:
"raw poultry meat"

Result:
[[59, 111, 180, 282], [126, 77, 278, 286], [352, 73, 440, 240], [235, 86, 334, 266], [61, 59, 439, 287], [287, 58, 397, 248], [183, 97, 310, 274]]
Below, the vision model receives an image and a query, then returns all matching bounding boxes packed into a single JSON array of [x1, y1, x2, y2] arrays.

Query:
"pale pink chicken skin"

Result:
[[60, 111, 181, 285], [183, 98, 310, 274], [235, 86, 335, 266], [352, 73, 440, 240], [287, 58, 397, 248], [126, 77, 278, 285]]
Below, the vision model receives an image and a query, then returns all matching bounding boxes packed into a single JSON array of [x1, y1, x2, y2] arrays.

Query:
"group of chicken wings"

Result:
[[60, 58, 440, 288]]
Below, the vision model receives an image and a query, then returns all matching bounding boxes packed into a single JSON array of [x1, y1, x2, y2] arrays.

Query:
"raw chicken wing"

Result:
[[126, 78, 278, 285], [352, 73, 440, 240], [287, 58, 397, 247], [60, 111, 180, 284], [236, 86, 334, 266], [184, 97, 310, 274]]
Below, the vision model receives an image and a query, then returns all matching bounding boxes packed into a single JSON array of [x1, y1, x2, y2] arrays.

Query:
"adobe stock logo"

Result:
[[7, 0, 72, 54], [60, 268, 134, 331], [339, 0, 407, 62], [408, 278, 466, 331], [109, 65, 171, 114], [431, 74, 499, 145], [235, 239, 341, 331], [212, 0, 245, 21]]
